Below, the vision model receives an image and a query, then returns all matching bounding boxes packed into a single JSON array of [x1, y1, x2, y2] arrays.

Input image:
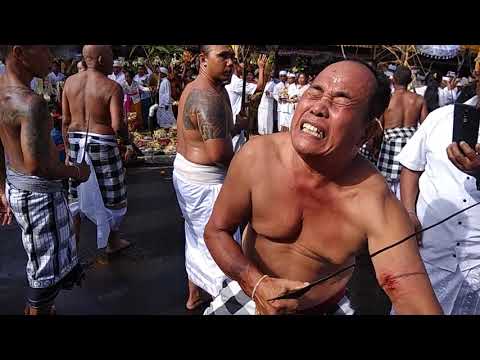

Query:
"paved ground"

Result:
[[0, 165, 391, 315]]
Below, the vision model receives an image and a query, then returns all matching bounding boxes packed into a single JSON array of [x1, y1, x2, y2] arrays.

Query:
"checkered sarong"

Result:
[[6, 184, 78, 289], [376, 127, 416, 181], [204, 279, 354, 315], [359, 144, 377, 165], [68, 133, 127, 208]]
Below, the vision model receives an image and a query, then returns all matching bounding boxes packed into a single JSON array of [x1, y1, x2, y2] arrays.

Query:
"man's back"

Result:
[[64, 70, 119, 135], [383, 89, 427, 129], [176, 79, 234, 166]]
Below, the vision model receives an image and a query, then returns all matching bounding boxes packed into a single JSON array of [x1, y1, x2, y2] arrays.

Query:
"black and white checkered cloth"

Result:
[[68, 133, 127, 209], [359, 144, 377, 165], [7, 184, 79, 289], [204, 279, 354, 315], [377, 127, 416, 181]]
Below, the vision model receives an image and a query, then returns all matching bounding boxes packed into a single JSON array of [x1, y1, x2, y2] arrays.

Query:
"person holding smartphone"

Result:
[[396, 79, 480, 314]]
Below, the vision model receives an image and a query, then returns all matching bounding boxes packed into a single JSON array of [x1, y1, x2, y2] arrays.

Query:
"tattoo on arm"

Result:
[[24, 96, 51, 165], [182, 89, 232, 141]]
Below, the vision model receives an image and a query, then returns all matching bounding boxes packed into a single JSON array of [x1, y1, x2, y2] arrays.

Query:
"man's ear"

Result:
[[199, 53, 207, 68], [98, 55, 104, 67], [11, 46, 25, 61]]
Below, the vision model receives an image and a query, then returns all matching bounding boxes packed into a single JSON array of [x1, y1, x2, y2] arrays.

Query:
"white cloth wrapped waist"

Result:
[[68, 131, 125, 249], [173, 153, 226, 185]]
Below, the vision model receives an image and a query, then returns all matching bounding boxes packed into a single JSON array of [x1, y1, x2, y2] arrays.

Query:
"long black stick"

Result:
[[271, 201, 480, 300]]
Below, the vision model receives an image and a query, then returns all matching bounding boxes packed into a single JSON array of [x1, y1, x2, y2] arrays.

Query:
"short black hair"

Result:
[[393, 65, 412, 86], [0, 45, 13, 59], [339, 58, 391, 121], [125, 69, 136, 78]]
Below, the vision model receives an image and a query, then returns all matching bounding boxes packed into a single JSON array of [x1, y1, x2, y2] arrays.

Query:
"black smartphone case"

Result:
[[453, 104, 480, 148]]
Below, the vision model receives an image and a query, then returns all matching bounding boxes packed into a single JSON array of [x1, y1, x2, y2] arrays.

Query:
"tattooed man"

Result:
[[0, 45, 90, 315], [203, 60, 442, 315], [173, 45, 241, 310]]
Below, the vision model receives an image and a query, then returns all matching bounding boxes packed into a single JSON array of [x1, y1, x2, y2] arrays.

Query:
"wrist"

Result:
[[239, 263, 264, 296]]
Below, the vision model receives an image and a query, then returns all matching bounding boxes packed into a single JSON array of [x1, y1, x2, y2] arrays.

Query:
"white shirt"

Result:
[[297, 84, 310, 98], [258, 80, 275, 110], [414, 85, 458, 106], [396, 96, 480, 272], [287, 83, 299, 114], [225, 74, 257, 119], [108, 71, 125, 85], [273, 81, 289, 113], [30, 77, 40, 92], [0, 61, 5, 75], [121, 79, 140, 104], [158, 77, 172, 106], [47, 71, 65, 86], [134, 73, 152, 100]]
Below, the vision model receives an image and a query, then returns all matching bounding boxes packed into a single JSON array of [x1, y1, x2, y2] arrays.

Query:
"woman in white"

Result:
[[121, 70, 142, 129], [257, 71, 275, 135], [285, 72, 298, 130], [134, 64, 153, 129], [296, 72, 310, 98], [416, 72, 458, 111]]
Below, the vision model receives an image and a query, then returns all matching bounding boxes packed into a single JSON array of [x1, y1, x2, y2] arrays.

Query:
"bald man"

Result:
[[174, 45, 243, 310], [62, 45, 133, 255], [204, 60, 442, 315], [0, 45, 90, 315]]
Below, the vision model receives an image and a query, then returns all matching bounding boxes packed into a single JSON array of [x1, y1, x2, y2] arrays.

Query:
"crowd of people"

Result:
[[1, 44, 480, 315]]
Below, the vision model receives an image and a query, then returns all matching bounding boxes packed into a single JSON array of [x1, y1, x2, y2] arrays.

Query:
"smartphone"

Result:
[[453, 104, 480, 148]]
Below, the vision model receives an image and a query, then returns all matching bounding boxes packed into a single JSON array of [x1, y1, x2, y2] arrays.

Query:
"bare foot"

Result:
[[186, 280, 211, 310], [106, 238, 131, 255]]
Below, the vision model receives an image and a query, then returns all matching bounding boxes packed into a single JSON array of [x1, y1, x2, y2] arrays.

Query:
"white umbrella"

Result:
[[416, 45, 460, 59]]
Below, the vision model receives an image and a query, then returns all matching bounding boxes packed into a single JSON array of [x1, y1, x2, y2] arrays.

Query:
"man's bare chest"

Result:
[[251, 178, 365, 263]]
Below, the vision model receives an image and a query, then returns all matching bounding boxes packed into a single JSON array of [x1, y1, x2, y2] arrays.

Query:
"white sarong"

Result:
[[257, 82, 275, 135], [172, 153, 240, 297], [68, 132, 127, 249], [277, 103, 290, 131]]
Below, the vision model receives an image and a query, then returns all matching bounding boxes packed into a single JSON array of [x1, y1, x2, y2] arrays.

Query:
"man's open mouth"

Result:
[[301, 122, 325, 139]]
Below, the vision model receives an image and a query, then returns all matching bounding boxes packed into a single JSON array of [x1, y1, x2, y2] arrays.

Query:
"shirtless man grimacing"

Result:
[[203, 60, 442, 315]]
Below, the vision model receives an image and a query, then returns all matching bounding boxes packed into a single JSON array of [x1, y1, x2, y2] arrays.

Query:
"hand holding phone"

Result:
[[453, 104, 480, 148], [448, 104, 480, 177]]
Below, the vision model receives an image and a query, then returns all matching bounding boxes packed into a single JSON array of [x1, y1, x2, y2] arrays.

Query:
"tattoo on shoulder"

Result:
[[0, 108, 29, 126], [182, 88, 232, 140], [0, 86, 35, 126]]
